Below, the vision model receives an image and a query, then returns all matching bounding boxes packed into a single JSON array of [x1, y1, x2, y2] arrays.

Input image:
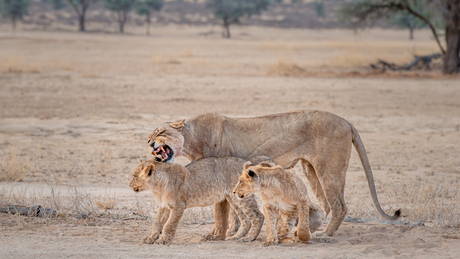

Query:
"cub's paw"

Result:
[[142, 236, 158, 244], [239, 237, 256, 242], [312, 232, 331, 243], [261, 238, 279, 247], [204, 233, 226, 241], [225, 235, 239, 241], [153, 237, 171, 245]]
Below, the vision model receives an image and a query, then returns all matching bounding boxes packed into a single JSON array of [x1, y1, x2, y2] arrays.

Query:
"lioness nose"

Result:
[[149, 141, 155, 148]]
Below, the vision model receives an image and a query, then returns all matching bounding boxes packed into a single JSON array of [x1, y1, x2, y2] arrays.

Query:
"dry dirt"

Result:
[[0, 26, 459, 258]]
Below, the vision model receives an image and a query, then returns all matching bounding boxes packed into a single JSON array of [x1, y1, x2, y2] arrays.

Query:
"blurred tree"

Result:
[[0, 0, 30, 30], [388, 9, 430, 40], [65, 0, 98, 32], [207, 0, 271, 38], [45, 0, 66, 10], [314, 0, 325, 17], [340, 0, 459, 74], [136, 0, 163, 35], [104, 0, 137, 33]]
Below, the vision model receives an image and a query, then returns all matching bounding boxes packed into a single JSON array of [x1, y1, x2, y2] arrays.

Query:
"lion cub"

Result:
[[129, 157, 264, 245], [233, 161, 325, 247]]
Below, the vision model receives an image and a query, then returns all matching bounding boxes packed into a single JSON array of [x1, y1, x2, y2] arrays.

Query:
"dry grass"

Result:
[[266, 60, 306, 77], [94, 191, 117, 210], [0, 149, 29, 182], [346, 179, 460, 228], [0, 55, 40, 74]]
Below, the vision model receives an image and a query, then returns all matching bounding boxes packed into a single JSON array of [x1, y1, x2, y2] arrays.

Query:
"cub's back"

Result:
[[184, 156, 247, 191]]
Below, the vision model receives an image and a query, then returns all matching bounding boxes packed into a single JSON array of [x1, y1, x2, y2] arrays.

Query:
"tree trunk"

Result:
[[443, 2, 459, 74], [444, 26, 460, 74], [409, 26, 414, 40], [222, 18, 230, 38], [11, 16, 16, 31], [78, 15, 86, 32], [119, 21, 124, 33], [146, 14, 151, 36]]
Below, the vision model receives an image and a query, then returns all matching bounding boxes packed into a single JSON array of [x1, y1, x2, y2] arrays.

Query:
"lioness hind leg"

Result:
[[206, 200, 230, 240], [301, 160, 330, 216], [315, 165, 348, 237], [225, 196, 251, 241], [296, 202, 311, 243]]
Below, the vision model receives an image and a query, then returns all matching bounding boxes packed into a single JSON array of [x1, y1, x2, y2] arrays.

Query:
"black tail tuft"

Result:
[[394, 209, 402, 219]]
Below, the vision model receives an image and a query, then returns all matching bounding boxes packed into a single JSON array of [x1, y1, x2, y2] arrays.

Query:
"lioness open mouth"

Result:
[[152, 145, 174, 162]]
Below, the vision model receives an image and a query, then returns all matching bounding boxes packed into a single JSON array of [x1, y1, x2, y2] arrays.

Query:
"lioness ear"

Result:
[[145, 165, 155, 177], [257, 161, 276, 168], [169, 119, 185, 130], [243, 161, 253, 170]]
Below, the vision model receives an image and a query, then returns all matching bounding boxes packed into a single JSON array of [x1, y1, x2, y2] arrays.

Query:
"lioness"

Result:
[[148, 110, 400, 237], [234, 161, 326, 247], [129, 157, 264, 244]]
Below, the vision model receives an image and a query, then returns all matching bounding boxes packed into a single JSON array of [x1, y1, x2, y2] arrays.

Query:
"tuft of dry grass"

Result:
[[266, 60, 306, 77], [151, 54, 181, 65], [0, 55, 40, 74], [0, 149, 28, 182], [94, 192, 117, 210], [346, 179, 460, 228]]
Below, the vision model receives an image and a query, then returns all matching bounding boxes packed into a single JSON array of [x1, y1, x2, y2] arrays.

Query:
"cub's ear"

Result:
[[257, 161, 276, 168], [243, 161, 253, 170], [247, 170, 257, 178], [169, 119, 185, 130], [145, 164, 155, 177]]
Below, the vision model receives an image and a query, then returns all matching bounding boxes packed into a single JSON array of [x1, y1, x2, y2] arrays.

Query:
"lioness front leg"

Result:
[[154, 205, 185, 245], [261, 203, 279, 247], [143, 207, 170, 244]]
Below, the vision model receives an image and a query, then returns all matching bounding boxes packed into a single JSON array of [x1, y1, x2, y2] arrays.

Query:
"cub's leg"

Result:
[[207, 200, 230, 240], [261, 203, 280, 247], [276, 209, 297, 241], [143, 207, 170, 244], [154, 204, 185, 245], [232, 194, 264, 242], [227, 209, 241, 237], [225, 196, 251, 241]]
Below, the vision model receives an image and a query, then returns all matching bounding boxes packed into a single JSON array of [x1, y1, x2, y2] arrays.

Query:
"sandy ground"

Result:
[[0, 27, 459, 258]]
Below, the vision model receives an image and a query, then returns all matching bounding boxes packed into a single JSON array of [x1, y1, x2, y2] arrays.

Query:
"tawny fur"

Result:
[[233, 162, 326, 247], [129, 157, 264, 245], [147, 110, 400, 236]]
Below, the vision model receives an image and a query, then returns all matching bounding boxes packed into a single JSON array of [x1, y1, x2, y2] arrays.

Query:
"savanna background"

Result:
[[0, 0, 459, 258]]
